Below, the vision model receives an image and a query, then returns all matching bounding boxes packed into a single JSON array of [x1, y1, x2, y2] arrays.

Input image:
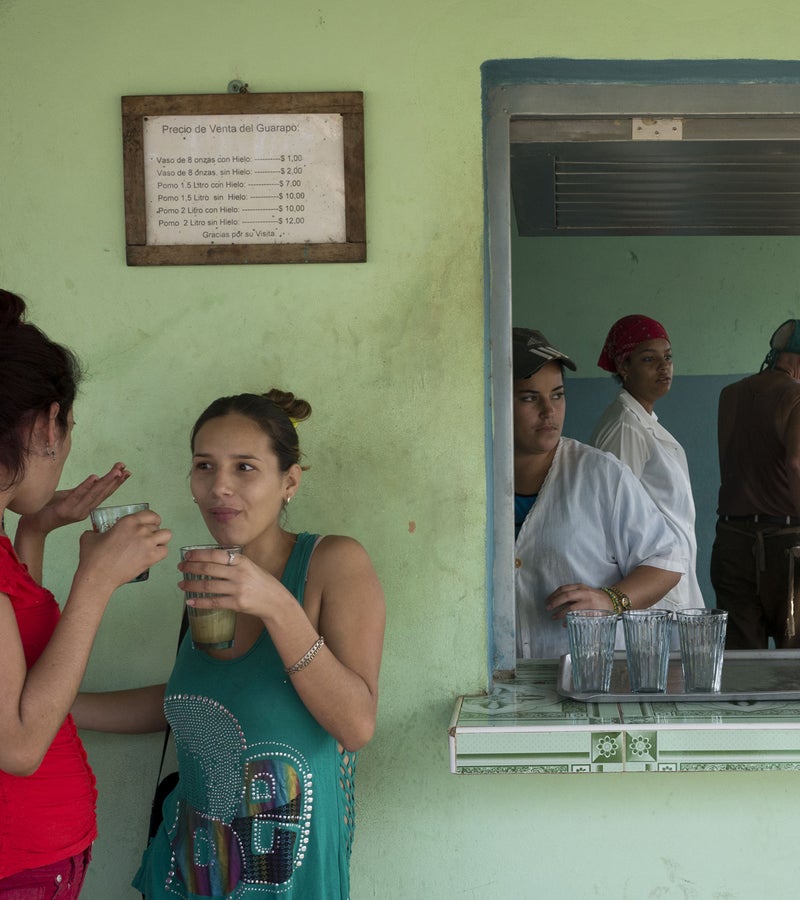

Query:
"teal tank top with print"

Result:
[[133, 533, 356, 899]]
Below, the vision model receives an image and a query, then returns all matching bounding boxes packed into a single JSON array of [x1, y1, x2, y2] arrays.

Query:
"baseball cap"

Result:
[[762, 319, 800, 371], [770, 319, 800, 355], [512, 327, 577, 380]]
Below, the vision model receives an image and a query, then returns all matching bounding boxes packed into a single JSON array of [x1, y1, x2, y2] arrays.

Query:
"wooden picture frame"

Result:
[[122, 91, 366, 265]]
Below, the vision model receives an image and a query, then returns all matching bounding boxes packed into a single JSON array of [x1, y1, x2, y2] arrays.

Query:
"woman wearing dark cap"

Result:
[[512, 326, 684, 658], [591, 315, 702, 612]]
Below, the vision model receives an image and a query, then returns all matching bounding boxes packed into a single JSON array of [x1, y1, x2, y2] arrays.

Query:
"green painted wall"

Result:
[[3, 2, 800, 898], [512, 235, 800, 375]]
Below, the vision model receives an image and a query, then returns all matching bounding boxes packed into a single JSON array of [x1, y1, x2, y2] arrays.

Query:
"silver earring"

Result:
[[286, 495, 292, 504], [191, 496, 197, 504], [46, 444, 56, 460]]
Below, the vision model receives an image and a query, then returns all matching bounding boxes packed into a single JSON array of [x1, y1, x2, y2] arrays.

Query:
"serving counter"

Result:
[[449, 658, 800, 774]]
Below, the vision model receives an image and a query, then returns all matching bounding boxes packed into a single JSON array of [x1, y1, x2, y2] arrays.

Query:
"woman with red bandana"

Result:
[[591, 314, 702, 612]]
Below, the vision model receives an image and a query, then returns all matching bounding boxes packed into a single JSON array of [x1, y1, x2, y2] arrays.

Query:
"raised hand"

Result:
[[20, 463, 131, 535]]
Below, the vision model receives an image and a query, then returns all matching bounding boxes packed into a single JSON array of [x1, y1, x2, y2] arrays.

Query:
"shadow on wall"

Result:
[[564, 372, 744, 605]]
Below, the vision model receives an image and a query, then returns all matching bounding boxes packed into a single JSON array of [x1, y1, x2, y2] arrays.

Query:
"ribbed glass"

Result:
[[622, 609, 673, 693], [677, 608, 728, 692], [566, 610, 619, 693]]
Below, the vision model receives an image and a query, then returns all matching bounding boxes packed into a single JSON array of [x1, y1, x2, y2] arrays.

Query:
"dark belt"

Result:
[[719, 514, 800, 526]]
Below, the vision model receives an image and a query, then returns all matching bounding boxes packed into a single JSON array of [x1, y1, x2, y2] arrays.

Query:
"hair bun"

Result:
[[0, 290, 27, 330], [264, 388, 312, 424]]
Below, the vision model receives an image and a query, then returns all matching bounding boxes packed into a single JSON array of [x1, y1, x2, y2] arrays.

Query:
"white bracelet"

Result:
[[285, 636, 325, 675]]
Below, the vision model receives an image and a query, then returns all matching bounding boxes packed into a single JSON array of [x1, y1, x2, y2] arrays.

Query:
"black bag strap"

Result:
[[144, 612, 188, 897], [152, 608, 188, 799]]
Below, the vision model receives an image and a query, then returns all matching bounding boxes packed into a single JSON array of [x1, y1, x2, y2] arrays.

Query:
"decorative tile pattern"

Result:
[[450, 660, 800, 774]]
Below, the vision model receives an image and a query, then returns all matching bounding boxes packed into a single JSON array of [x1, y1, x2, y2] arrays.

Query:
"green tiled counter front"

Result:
[[449, 660, 800, 774]]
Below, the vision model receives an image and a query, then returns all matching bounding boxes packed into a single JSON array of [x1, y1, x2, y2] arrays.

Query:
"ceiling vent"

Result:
[[511, 116, 800, 236]]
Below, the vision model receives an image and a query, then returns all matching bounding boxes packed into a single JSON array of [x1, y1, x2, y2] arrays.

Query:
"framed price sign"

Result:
[[122, 91, 366, 265]]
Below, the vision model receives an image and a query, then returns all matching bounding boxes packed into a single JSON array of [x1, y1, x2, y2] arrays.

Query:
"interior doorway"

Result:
[[483, 59, 800, 679]]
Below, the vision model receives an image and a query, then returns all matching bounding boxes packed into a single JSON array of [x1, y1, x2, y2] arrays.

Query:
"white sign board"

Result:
[[143, 113, 346, 245]]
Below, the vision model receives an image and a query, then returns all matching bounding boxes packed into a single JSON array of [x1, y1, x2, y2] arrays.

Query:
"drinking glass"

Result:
[[90, 502, 150, 583], [677, 608, 728, 692], [622, 609, 673, 693], [566, 609, 619, 693], [180, 544, 241, 650]]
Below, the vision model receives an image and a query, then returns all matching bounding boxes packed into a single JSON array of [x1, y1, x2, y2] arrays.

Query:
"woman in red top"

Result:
[[0, 290, 172, 898]]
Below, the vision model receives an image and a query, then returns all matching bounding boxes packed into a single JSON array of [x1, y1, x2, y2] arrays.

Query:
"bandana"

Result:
[[597, 315, 670, 373]]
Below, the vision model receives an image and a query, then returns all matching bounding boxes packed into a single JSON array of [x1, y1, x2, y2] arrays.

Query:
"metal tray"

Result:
[[557, 650, 800, 703]]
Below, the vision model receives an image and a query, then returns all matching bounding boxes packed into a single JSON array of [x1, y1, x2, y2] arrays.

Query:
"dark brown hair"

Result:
[[0, 290, 81, 487], [190, 388, 311, 471]]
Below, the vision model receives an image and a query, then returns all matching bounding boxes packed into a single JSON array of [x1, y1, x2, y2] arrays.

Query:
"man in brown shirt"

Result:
[[711, 319, 800, 648]]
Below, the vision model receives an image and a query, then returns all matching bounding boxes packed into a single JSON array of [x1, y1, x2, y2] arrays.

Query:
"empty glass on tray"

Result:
[[566, 609, 619, 693], [677, 607, 728, 692], [622, 608, 673, 693]]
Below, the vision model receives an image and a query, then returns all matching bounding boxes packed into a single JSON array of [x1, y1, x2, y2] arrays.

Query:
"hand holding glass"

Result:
[[90, 503, 150, 583], [180, 544, 241, 650]]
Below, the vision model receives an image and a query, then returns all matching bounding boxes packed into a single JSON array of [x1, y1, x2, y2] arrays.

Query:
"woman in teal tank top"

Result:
[[77, 389, 385, 900]]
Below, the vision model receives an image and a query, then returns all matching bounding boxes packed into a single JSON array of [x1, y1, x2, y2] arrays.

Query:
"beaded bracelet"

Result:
[[600, 586, 621, 612], [600, 586, 632, 613], [285, 636, 325, 675]]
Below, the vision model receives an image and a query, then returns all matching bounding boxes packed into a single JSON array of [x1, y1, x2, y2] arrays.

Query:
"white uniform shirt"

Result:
[[515, 438, 686, 659], [591, 390, 703, 611]]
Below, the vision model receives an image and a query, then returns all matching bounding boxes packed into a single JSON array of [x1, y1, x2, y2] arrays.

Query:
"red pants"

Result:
[[0, 847, 91, 899]]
